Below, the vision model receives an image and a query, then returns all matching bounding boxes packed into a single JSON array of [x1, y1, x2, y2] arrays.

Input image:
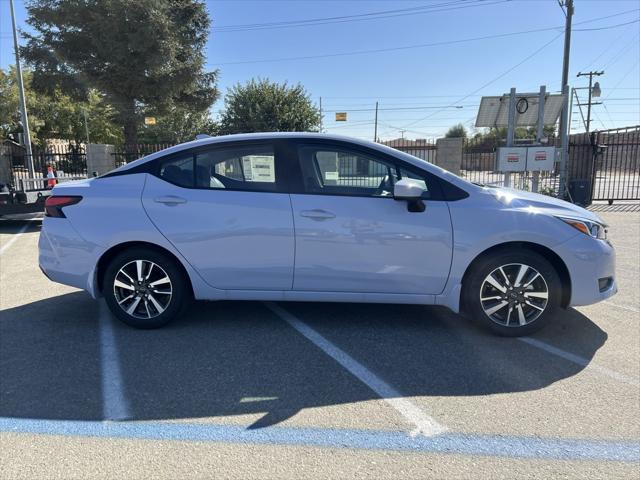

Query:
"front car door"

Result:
[[142, 140, 294, 290], [288, 141, 453, 295]]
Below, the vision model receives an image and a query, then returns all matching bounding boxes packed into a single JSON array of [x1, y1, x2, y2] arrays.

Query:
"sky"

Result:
[[1, 0, 639, 140]]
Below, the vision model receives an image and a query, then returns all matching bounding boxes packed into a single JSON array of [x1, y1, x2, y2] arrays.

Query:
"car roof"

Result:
[[115, 132, 390, 169], [110, 132, 476, 191]]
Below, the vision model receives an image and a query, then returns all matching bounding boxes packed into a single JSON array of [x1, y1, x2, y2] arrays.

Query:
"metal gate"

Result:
[[2, 144, 87, 192], [590, 126, 640, 202]]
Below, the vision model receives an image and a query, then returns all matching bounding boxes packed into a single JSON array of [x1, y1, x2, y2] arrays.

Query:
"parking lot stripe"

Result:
[[518, 337, 640, 386], [602, 300, 639, 313], [0, 223, 30, 256], [265, 302, 447, 437], [99, 301, 131, 421], [0, 417, 638, 462]]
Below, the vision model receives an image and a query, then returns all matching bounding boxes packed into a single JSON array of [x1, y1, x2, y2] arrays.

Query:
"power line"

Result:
[[209, 13, 639, 66], [602, 60, 640, 101], [579, 23, 637, 72], [399, 31, 564, 129], [214, 4, 638, 33], [601, 32, 640, 70], [573, 19, 640, 32], [322, 105, 470, 113], [213, 0, 508, 32]]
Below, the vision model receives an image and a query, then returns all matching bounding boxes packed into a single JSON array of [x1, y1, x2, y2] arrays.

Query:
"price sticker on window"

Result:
[[246, 156, 275, 182]]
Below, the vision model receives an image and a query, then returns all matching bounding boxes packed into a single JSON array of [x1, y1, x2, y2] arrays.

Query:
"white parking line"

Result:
[[518, 337, 640, 387], [0, 223, 30, 256], [265, 302, 447, 437], [602, 300, 639, 313], [99, 301, 131, 421]]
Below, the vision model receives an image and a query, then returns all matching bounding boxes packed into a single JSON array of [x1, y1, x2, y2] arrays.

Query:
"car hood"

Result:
[[488, 187, 604, 224]]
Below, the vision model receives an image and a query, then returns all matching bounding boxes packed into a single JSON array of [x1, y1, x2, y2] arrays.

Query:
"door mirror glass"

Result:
[[393, 178, 428, 200]]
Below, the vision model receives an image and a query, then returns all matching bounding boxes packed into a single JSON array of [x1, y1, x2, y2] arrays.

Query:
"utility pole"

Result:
[[557, 0, 574, 198], [10, 0, 35, 178], [532, 85, 547, 193], [504, 87, 517, 188], [576, 71, 604, 134], [373, 101, 379, 142], [559, 0, 574, 91], [319, 97, 323, 132]]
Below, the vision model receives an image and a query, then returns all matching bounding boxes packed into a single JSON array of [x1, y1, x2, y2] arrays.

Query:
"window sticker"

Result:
[[242, 155, 276, 182], [324, 171, 339, 181]]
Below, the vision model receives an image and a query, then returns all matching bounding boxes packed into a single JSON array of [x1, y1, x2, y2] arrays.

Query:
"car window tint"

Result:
[[298, 145, 397, 197], [195, 145, 278, 191], [159, 155, 194, 187]]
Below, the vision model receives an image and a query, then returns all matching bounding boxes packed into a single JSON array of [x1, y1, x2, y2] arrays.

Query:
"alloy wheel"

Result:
[[113, 260, 173, 319], [479, 263, 549, 327]]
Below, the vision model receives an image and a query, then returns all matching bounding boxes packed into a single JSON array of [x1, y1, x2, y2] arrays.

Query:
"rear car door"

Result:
[[288, 141, 453, 295], [142, 141, 294, 290]]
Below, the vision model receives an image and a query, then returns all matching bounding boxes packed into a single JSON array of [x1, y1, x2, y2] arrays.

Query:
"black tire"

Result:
[[103, 247, 190, 329], [463, 249, 562, 336]]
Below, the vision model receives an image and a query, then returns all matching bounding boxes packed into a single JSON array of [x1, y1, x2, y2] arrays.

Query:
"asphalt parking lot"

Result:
[[1, 206, 639, 479]]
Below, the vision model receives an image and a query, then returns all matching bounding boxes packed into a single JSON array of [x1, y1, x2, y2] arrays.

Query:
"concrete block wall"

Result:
[[86, 144, 116, 177], [435, 137, 462, 175]]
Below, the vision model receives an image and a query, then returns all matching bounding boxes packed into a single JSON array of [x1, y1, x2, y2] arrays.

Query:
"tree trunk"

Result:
[[123, 116, 138, 148], [122, 100, 138, 150]]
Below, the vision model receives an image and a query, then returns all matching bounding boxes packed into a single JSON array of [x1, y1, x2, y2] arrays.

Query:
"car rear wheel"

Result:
[[463, 249, 562, 336], [104, 248, 189, 329]]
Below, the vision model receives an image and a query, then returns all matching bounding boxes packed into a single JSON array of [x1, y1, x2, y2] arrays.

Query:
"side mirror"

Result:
[[393, 178, 427, 212]]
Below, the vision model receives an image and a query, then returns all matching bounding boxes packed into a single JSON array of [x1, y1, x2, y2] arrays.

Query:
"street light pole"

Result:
[[9, 0, 35, 178]]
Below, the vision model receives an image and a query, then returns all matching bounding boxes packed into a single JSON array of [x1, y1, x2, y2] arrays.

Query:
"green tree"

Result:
[[21, 0, 218, 145], [471, 125, 557, 145], [138, 106, 217, 144], [218, 79, 321, 134], [445, 123, 468, 138], [0, 66, 121, 145]]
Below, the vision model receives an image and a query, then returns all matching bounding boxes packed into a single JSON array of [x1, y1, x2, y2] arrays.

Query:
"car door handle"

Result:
[[154, 195, 187, 205], [300, 209, 336, 220]]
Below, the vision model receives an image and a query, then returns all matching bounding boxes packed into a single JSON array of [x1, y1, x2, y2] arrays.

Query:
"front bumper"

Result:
[[555, 234, 617, 306], [38, 217, 103, 297]]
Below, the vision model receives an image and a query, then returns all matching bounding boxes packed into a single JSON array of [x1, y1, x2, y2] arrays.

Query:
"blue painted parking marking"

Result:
[[0, 417, 638, 462]]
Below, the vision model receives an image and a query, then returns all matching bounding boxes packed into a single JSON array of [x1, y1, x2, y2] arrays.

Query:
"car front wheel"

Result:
[[463, 249, 562, 336], [103, 248, 189, 329]]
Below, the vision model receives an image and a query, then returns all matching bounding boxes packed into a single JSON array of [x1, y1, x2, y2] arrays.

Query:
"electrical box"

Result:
[[526, 146, 556, 171], [497, 147, 527, 172]]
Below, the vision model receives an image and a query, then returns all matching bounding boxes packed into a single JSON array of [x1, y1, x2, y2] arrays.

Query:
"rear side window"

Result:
[[159, 154, 194, 188], [157, 144, 279, 192], [195, 145, 277, 191]]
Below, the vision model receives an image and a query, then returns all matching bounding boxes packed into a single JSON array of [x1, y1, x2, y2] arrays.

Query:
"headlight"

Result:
[[556, 216, 607, 240]]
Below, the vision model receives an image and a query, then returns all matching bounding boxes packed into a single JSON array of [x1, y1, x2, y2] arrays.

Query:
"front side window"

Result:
[[196, 145, 278, 191], [298, 145, 431, 198], [298, 145, 398, 197]]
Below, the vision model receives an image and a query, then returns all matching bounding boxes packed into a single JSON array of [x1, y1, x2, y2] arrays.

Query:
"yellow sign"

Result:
[[335, 112, 347, 122], [144, 117, 157, 125]]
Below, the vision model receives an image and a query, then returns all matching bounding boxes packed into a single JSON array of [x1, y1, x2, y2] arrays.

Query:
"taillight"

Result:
[[45, 196, 82, 218]]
